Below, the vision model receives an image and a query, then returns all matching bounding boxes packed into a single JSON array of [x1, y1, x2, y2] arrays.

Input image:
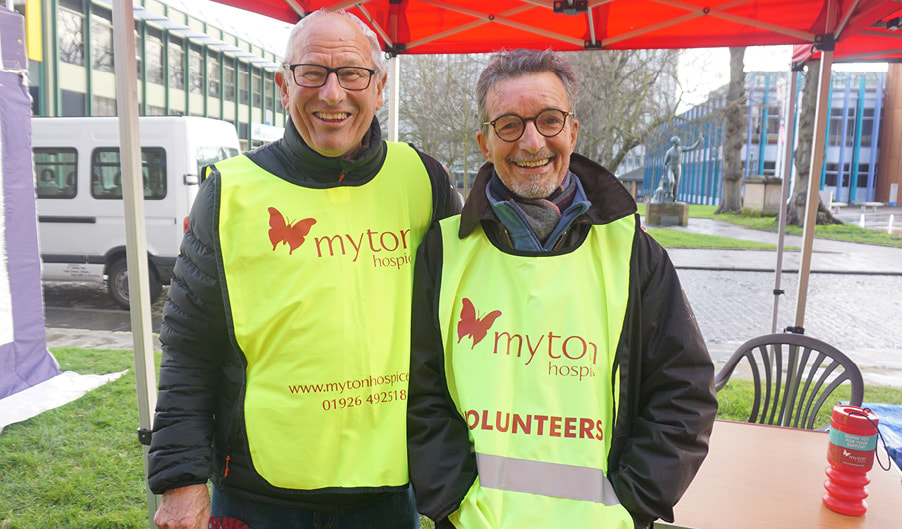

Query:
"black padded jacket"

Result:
[[407, 154, 718, 529], [147, 118, 461, 511]]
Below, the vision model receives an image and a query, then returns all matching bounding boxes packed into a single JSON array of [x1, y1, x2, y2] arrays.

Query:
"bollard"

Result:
[[889, 214, 895, 235], [859, 214, 865, 228]]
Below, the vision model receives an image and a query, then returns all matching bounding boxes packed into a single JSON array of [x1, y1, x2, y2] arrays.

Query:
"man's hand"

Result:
[[154, 484, 210, 529]]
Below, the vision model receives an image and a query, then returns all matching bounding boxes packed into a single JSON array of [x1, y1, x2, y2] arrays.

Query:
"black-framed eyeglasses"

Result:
[[484, 108, 571, 142], [284, 63, 376, 91]]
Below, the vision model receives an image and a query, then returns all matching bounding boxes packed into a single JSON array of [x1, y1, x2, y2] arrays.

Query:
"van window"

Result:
[[34, 148, 77, 199], [91, 147, 167, 199], [196, 145, 240, 177]]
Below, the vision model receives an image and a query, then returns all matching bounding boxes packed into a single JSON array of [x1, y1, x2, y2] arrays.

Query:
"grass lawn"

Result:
[[645, 229, 778, 249], [636, 203, 902, 248], [0, 348, 153, 528], [1, 347, 900, 528]]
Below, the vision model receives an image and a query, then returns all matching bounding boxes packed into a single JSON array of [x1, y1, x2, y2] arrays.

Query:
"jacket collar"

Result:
[[278, 116, 387, 185], [458, 152, 637, 238]]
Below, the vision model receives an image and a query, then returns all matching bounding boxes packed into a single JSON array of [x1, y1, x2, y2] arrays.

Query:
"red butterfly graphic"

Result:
[[208, 517, 250, 529], [268, 207, 316, 254], [457, 297, 502, 349]]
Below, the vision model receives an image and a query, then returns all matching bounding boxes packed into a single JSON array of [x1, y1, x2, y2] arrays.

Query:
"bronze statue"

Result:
[[653, 135, 702, 203]]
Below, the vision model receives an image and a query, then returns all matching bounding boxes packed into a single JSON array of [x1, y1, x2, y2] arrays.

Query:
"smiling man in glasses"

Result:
[[407, 49, 717, 529], [147, 9, 460, 529]]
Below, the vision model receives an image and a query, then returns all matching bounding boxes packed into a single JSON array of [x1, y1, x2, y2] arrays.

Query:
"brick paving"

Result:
[[667, 214, 902, 387]]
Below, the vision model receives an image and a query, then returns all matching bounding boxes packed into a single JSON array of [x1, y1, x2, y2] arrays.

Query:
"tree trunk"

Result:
[[788, 64, 842, 226], [717, 47, 746, 214]]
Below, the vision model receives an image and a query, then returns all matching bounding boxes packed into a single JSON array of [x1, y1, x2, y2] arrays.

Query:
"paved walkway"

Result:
[[45, 213, 902, 387], [657, 215, 902, 388], [663, 217, 902, 275]]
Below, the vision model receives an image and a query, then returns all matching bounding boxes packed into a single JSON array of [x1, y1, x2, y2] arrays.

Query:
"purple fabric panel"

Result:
[[0, 8, 28, 71], [0, 11, 59, 400]]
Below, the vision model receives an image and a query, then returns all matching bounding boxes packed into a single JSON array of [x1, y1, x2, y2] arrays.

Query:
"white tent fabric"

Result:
[[0, 369, 127, 434]]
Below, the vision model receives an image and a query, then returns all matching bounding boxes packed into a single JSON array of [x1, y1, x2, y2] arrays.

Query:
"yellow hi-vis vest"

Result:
[[216, 142, 431, 490], [437, 216, 636, 529]]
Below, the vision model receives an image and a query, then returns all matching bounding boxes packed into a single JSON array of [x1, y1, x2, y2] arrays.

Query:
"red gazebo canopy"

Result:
[[213, 0, 901, 54], [793, 7, 902, 64]]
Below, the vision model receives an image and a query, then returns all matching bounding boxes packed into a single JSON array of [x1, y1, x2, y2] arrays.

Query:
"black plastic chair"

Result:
[[714, 333, 864, 430]]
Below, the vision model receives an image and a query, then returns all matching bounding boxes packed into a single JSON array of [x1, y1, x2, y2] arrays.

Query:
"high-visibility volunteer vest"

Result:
[[437, 216, 636, 529], [216, 142, 431, 490]]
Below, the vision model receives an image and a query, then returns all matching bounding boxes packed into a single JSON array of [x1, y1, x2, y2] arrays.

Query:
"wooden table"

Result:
[[656, 420, 902, 529]]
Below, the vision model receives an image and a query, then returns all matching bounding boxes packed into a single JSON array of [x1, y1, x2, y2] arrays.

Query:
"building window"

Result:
[[252, 67, 262, 107], [58, 0, 85, 66], [828, 108, 844, 147], [61, 89, 86, 116], [92, 94, 117, 116], [169, 37, 185, 90], [824, 163, 853, 187], [856, 164, 870, 187], [146, 104, 167, 116], [223, 57, 235, 101], [34, 148, 77, 199], [765, 106, 780, 145], [134, 27, 144, 77], [91, 147, 167, 200], [91, 9, 114, 73], [264, 74, 274, 122], [189, 44, 204, 94], [239, 65, 249, 105], [146, 28, 165, 85], [861, 108, 875, 148], [208, 52, 221, 98]]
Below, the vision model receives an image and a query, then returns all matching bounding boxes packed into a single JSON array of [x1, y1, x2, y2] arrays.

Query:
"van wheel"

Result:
[[107, 258, 163, 309]]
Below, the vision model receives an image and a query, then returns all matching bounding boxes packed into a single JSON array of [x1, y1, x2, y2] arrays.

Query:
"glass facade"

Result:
[[27, 0, 290, 148], [644, 71, 886, 205]]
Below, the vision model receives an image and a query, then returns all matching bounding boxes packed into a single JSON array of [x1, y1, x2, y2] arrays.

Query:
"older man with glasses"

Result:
[[147, 9, 460, 529], [407, 49, 717, 529]]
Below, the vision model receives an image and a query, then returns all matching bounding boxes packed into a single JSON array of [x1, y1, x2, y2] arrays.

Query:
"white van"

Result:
[[32, 116, 240, 308]]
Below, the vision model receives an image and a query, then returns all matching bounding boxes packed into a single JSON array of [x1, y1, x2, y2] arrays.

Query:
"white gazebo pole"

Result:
[[772, 68, 799, 333], [111, 0, 160, 526], [388, 54, 400, 142], [795, 48, 834, 331]]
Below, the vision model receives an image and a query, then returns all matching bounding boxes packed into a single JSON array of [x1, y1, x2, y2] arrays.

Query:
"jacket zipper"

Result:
[[501, 227, 514, 248], [552, 228, 570, 251]]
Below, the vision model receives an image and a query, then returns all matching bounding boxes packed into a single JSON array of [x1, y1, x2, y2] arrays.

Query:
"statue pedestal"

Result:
[[646, 202, 689, 227]]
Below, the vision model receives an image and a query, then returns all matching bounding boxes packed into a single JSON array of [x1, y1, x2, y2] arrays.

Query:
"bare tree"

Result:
[[717, 47, 746, 214], [394, 54, 486, 194], [391, 50, 685, 193], [788, 63, 841, 226], [566, 49, 683, 172]]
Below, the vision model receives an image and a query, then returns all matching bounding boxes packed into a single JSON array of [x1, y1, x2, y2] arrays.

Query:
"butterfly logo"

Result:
[[457, 297, 502, 349], [268, 207, 316, 255]]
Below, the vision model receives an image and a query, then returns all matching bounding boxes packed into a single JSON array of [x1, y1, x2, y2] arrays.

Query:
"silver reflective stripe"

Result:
[[476, 453, 621, 505]]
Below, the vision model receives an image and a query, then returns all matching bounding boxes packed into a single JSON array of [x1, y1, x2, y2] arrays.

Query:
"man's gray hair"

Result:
[[283, 9, 386, 74], [476, 49, 579, 125]]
